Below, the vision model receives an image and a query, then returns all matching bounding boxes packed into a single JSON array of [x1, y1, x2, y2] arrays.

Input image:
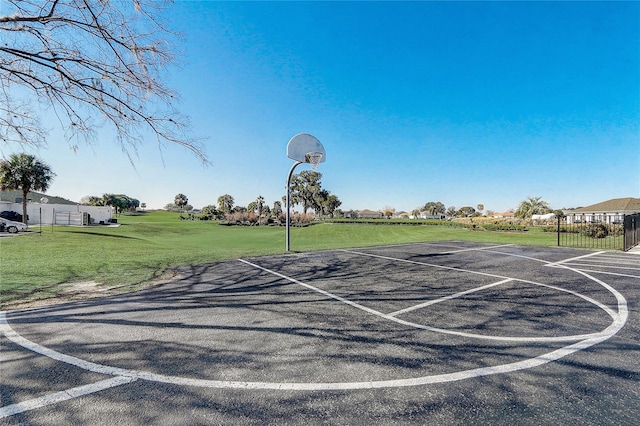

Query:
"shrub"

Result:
[[290, 213, 314, 227], [543, 225, 579, 234], [222, 211, 258, 225], [200, 205, 220, 220], [610, 224, 624, 237], [581, 223, 609, 239], [478, 223, 527, 232]]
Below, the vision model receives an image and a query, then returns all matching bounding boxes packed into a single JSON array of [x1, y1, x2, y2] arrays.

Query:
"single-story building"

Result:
[[358, 209, 383, 219], [0, 200, 113, 225], [564, 197, 640, 224]]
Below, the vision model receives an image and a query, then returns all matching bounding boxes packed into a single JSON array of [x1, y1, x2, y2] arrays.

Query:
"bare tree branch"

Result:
[[0, 0, 207, 163]]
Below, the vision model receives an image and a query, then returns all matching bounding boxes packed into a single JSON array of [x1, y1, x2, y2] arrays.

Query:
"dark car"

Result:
[[0, 211, 23, 222]]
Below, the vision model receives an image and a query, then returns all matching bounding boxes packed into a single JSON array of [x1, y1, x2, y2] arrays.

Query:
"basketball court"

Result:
[[1, 242, 639, 424]]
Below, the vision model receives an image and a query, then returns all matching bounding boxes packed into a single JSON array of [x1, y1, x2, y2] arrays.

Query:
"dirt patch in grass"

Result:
[[1, 271, 180, 311]]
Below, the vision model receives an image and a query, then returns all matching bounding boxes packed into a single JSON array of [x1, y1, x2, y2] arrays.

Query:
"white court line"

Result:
[[553, 263, 640, 272], [387, 278, 513, 317], [0, 376, 136, 419], [597, 252, 640, 258], [0, 311, 621, 392], [546, 251, 604, 267], [374, 247, 628, 319], [238, 259, 614, 342], [1, 314, 139, 378], [483, 250, 557, 264], [357, 243, 514, 255], [339, 249, 512, 280], [553, 268, 640, 280], [566, 257, 640, 266], [236, 259, 385, 318], [435, 243, 515, 254], [340, 249, 619, 321]]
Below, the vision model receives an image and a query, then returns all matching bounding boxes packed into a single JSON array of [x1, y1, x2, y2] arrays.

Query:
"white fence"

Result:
[[54, 211, 87, 226]]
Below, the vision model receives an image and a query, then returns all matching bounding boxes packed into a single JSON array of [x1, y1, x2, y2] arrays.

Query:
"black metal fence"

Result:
[[557, 213, 639, 251]]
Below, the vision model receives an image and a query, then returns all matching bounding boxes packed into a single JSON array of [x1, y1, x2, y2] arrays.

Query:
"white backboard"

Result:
[[286, 133, 326, 164]]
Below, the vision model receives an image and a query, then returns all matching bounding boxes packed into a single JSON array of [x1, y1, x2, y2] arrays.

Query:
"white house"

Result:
[[564, 197, 640, 224], [0, 201, 112, 225]]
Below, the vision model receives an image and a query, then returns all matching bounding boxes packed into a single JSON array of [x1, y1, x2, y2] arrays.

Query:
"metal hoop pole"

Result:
[[286, 161, 302, 252]]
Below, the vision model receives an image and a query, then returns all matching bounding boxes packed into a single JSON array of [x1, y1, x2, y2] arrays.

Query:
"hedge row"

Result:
[[325, 219, 528, 232], [325, 219, 462, 227]]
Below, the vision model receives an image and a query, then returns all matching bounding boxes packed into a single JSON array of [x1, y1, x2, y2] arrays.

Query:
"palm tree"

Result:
[[217, 194, 234, 214], [272, 201, 283, 220], [515, 196, 551, 219], [0, 153, 55, 226], [102, 193, 117, 214], [256, 195, 264, 225], [174, 193, 188, 213]]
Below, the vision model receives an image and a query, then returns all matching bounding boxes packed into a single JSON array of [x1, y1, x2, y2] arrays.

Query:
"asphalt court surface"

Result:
[[1, 241, 639, 424]]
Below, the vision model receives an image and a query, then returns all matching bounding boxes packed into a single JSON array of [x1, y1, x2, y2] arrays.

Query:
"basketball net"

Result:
[[305, 152, 323, 170]]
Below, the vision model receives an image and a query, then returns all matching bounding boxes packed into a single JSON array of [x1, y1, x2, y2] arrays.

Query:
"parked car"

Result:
[[0, 210, 24, 222], [0, 219, 27, 233]]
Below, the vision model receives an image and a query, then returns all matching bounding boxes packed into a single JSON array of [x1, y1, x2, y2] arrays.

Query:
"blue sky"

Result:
[[6, 1, 640, 213]]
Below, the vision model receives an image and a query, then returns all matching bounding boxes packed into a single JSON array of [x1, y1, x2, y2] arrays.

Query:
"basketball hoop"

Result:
[[305, 151, 324, 170], [286, 133, 326, 251]]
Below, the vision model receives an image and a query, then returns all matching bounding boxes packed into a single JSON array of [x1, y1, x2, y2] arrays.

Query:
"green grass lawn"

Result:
[[0, 210, 558, 308]]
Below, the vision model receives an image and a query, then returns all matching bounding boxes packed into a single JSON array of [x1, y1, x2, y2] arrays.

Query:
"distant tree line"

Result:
[[408, 201, 476, 219], [400, 197, 552, 220], [166, 171, 342, 226], [80, 193, 140, 215]]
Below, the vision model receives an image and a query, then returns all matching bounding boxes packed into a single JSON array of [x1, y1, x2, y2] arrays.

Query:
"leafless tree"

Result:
[[0, 0, 206, 162]]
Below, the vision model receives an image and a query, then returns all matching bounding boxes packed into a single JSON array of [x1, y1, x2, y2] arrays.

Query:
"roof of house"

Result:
[[572, 197, 640, 213], [358, 209, 382, 215]]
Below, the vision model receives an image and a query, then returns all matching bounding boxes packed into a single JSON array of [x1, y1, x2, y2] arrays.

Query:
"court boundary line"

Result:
[[421, 243, 515, 254], [339, 248, 618, 322], [239, 252, 617, 342]]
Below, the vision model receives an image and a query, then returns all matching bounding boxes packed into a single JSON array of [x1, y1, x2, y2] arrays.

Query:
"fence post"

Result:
[[623, 214, 627, 251], [557, 215, 561, 246]]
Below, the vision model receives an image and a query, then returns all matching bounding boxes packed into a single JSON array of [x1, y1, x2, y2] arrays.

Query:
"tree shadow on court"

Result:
[[3, 253, 639, 424]]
